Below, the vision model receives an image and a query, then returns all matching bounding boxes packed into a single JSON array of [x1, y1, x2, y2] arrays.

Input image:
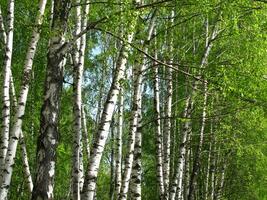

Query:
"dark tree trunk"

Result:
[[31, 1, 71, 199]]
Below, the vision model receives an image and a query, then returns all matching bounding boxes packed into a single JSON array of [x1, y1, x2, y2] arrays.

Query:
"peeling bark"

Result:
[[31, 1, 71, 199]]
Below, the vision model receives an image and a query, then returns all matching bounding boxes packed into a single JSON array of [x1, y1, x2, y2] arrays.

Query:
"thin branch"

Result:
[[94, 27, 208, 83]]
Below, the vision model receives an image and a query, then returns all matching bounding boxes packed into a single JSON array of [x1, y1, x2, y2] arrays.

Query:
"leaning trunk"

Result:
[[82, 11, 138, 200]]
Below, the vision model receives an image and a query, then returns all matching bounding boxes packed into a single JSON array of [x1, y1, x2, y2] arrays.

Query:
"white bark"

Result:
[[19, 132, 33, 192], [0, 0, 14, 168], [131, 112, 142, 200], [0, 6, 7, 44], [204, 141, 212, 200], [72, 0, 83, 198], [154, 53, 165, 199], [210, 138, 216, 200], [82, 105, 90, 160], [169, 96, 193, 200], [81, 18, 137, 200], [31, 1, 69, 199], [183, 132, 191, 200], [119, 63, 142, 200], [187, 81, 208, 200], [164, 10, 174, 199], [114, 88, 124, 199], [10, 74, 33, 193], [170, 19, 219, 200], [0, 0, 47, 199], [129, 16, 156, 200], [215, 161, 226, 200]]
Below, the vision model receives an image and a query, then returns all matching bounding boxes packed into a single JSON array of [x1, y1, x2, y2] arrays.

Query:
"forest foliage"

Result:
[[0, 0, 267, 200]]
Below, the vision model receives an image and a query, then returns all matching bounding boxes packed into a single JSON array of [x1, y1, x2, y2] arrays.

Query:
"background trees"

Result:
[[0, 0, 266, 199]]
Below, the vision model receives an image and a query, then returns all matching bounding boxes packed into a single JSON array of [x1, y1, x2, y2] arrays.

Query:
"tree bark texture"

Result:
[[31, 1, 70, 199]]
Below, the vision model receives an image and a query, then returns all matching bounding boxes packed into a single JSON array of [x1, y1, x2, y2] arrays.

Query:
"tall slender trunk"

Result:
[[215, 160, 226, 200], [119, 61, 144, 200], [130, 15, 156, 200], [0, 0, 47, 199], [187, 81, 208, 200], [204, 140, 212, 200], [79, 0, 90, 185], [31, 1, 70, 199], [110, 122, 117, 200], [131, 112, 142, 200], [71, 0, 84, 198], [183, 131, 192, 200], [163, 10, 174, 199], [82, 12, 138, 200], [188, 18, 210, 195], [80, 0, 90, 162], [82, 105, 90, 160], [170, 18, 219, 200], [153, 52, 165, 199], [10, 74, 33, 192], [114, 88, 124, 199], [210, 136, 216, 200], [0, 0, 14, 168], [0, 5, 33, 193], [0, 6, 7, 45], [169, 96, 193, 200]]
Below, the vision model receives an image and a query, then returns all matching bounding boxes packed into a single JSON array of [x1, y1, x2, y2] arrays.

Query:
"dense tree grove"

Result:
[[0, 0, 266, 199]]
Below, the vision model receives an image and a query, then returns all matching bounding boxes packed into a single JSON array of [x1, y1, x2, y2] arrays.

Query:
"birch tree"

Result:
[[163, 10, 174, 199], [114, 88, 124, 199], [71, 0, 89, 198], [122, 13, 156, 200], [82, 3, 140, 199], [153, 49, 165, 199], [0, 0, 47, 198], [0, 0, 14, 168], [31, 1, 71, 199]]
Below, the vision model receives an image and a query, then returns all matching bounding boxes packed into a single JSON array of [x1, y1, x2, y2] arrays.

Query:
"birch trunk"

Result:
[[153, 54, 165, 199], [130, 15, 156, 200], [82, 105, 90, 160], [81, 15, 137, 200], [187, 81, 208, 200], [72, 0, 84, 198], [10, 74, 33, 192], [0, 0, 14, 168], [188, 19, 210, 196], [183, 132, 192, 200], [128, 63, 143, 200], [215, 160, 226, 200], [114, 88, 124, 199], [163, 11, 174, 199], [131, 113, 142, 200], [31, 1, 70, 199], [80, 0, 90, 162], [0, 6, 7, 45], [204, 140, 212, 200], [169, 96, 193, 200], [170, 19, 219, 200], [210, 139, 216, 200], [110, 124, 116, 200], [79, 1, 90, 185], [0, 0, 47, 199], [119, 61, 143, 200]]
